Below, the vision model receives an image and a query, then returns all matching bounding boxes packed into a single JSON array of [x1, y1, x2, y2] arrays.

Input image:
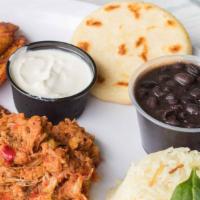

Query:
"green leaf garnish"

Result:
[[170, 169, 200, 200]]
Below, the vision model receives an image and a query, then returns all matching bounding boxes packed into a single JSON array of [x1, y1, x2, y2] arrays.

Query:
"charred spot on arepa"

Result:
[[77, 41, 90, 52], [169, 44, 182, 53], [86, 19, 102, 27], [140, 49, 148, 62], [128, 4, 141, 19], [104, 4, 120, 11], [166, 19, 176, 27], [144, 4, 153, 10], [135, 37, 148, 61], [97, 75, 105, 84], [116, 81, 128, 87], [118, 44, 127, 55], [135, 37, 145, 47]]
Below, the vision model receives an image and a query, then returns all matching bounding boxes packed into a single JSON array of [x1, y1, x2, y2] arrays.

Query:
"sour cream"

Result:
[[9, 48, 93, 98]]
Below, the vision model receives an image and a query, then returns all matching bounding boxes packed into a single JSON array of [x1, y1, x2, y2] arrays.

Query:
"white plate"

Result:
[[0, 0, 200, 199]]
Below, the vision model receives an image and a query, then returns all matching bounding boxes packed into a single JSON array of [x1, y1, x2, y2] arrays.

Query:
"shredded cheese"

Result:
[[149, 163, 165, 187], [108, 148, 200, 200]]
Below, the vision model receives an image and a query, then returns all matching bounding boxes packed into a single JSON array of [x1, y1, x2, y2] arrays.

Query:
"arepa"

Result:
[[107, 147, 200, 200], [72, 1, 192, 104]]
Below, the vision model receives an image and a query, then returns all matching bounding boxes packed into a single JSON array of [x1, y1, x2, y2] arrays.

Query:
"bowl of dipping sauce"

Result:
[[129, 55, 200, 153], [7, 41, 96, 124]]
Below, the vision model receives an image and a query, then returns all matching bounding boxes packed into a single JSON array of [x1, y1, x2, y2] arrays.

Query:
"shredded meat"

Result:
[[0, 113, 100, 200]]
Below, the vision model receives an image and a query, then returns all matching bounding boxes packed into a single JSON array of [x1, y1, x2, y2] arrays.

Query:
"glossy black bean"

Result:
[[171, 104, 183, 111], [181, 96, 193, 104], [196, 96, 200, 104], [174, 72, 194, 86], [152, 86, 165, 98], [165, 117, 180, 126], [186, 64, 199, 76], [162, 110, 180, 126], [186, 103, 199, 115], [162, 85, 171, 92], [190, 88, 200, 98], [158, 74, 170, 82], [162, 109, 175, 120], [165, 93, 178, 105], [178, 111, 187, 119], [166, 80, 176, 87], [146, 96, 157, 109], [137, 88, 148, 98], [141, 80, 157, 88]]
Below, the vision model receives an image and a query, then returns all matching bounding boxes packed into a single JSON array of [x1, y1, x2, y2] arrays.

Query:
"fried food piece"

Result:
[[0, 35, 27, 85], [0, 22, 18, 55], [0, 113, 100, 200]]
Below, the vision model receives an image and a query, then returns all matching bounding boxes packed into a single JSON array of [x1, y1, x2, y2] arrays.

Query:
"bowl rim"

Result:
[[6, 40, 97, 102], [129, 54, 200, 133]]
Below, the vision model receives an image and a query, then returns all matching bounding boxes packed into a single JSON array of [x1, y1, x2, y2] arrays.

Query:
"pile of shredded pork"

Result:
[[0, 110, 100, 200]]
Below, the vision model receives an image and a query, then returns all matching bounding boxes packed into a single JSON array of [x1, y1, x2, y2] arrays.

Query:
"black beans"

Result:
[[174, 72, 194, 86], [181, 96, 193, 104], [186, 103, 199, 115], [146, 96, 158, 109], [186, 64, 199, 76], [190, 88, 200, 98], [178, 111, 187, 119], [158, 74, 170, 82], [162, 110, 180, 126], [166, 80, 176, 87], [162, 85, 171, 92], [171, 104, 183, 111], [135, 62, 200, 128], [165, 93, 178, 105], [162, 109, 174, 120], [152, 86, 165, 98], [137, 88, 148, 98], [165, 117, 180, 126], [136, 63, 200, 128], [141, 80, 157, 88]]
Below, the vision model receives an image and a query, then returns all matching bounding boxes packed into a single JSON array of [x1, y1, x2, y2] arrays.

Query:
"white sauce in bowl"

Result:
[[9, 48, 93, 98]]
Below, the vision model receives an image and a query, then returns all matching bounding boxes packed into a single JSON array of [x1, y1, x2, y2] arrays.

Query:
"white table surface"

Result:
[[78, 0, 200, 6]]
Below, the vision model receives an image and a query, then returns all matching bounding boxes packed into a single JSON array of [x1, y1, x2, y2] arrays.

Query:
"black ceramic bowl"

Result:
[[129, 55, 200, 153], [7, 41, 97, 124]]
